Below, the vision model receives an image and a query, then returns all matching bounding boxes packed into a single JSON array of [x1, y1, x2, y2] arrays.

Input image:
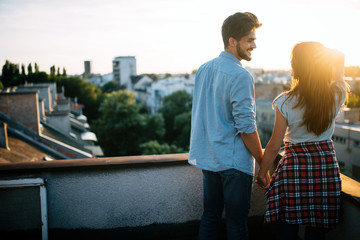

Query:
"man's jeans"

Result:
[[198, 169, 253, 240]]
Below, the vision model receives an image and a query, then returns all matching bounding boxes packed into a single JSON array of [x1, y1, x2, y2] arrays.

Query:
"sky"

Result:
[[0, 0, 359, 75]]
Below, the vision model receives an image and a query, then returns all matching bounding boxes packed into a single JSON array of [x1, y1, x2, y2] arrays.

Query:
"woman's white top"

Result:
[[273, 85, 346, 144]]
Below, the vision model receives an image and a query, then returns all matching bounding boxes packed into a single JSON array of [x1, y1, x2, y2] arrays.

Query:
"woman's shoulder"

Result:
[[273, 91, 290, 105]]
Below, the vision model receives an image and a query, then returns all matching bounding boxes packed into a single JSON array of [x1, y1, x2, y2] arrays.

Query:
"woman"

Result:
[[257, 42, 349, 240]]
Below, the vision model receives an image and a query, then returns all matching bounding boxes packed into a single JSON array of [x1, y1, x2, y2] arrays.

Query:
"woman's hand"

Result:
[[256, 170, 270, 189]]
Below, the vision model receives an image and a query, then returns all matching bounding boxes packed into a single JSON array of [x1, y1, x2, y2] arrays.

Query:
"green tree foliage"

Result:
[[140, 140, 185, 155], [27, 63, 33, 75], [159, 90, 192, 148], [101, 80, 121, 93], [21, 64, 26, 75], [49, 65, 56, 82], [347, 93, 360, 108], [173, 111, 191, 150], [57, 77, 101, 122], [1, 60, 54, 86], [164, 73, 172, 78], [34, 63, 39, 73], [92, 90, 168, 156], [92, 90, 144, 156], [1, 60, 20, 87], [62, 67, 67, 77], [142, 114, 166, 142], [26, 72, 50, 84]]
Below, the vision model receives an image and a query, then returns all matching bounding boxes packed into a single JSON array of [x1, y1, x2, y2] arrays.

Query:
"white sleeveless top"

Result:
[[273, 85, 346, 144]]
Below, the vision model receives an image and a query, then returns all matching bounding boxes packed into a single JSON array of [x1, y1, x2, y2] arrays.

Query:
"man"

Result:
[[188, 12, 266, 240]]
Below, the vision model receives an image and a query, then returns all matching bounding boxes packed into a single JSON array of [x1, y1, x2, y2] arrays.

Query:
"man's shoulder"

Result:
[[199, 54, 251, 78]]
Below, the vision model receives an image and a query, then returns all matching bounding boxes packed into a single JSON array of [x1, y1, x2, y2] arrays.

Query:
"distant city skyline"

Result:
[[0, 0, 359, 75]]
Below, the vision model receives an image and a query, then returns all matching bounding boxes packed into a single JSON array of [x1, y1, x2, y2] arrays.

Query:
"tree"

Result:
[[92, 90, 146, 156], [159, 90, 192, 145], [140, 140, 185, 155], [164, 73, 172, 78], [34, 63, 39, 73], [1, 60, 20, 87], [62, 67, 67, 77], [50, 65, 56, 77], [58, 76, 102, 122], [92, 90, 168, 156], [26, 72, 50, 84], [142, 114, 166, 142], [347, 93, 360, 108], [27, 63, 33, 75], [173, 111, 191, 150], [21, 64, 26, 75], [101, 81, 121, 93]]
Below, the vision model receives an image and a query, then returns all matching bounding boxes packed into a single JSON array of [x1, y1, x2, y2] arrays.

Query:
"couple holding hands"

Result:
[[188, 12, 348, 240]]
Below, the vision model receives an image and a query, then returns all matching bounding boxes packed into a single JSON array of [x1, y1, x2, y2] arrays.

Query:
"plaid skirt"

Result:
[[264, 140, 341, 229]]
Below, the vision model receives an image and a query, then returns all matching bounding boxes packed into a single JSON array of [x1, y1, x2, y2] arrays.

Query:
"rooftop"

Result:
[[0, 153, 359, 240]]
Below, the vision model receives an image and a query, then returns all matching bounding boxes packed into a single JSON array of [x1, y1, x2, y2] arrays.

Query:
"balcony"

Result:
[[0, 153, 359, 240]]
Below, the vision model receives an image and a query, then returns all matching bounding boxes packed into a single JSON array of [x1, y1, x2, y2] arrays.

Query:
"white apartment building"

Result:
[[333, 108, 360, 180], [332, 123, 360, 180], [112, 56, 137, 90], [133, 74, 195, 114]]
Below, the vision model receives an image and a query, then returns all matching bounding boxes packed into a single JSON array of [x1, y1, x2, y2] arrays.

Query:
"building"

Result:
[[333, 107, 360, 180], [143, 74, 194, 114], [112, 56, 137, 90], [84, 60, 92, 76], [0, 83, 103, 159], [255, 100, 275, 147]]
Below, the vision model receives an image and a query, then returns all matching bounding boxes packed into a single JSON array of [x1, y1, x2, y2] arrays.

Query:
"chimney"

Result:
[[0, 121, 9, 150]]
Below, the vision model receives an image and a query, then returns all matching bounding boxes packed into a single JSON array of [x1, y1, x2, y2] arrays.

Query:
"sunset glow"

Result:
[[0, 0, 359, 75]]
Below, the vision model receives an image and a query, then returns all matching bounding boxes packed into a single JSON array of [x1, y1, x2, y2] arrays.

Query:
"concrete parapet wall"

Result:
[[0, 153, 358, 240]]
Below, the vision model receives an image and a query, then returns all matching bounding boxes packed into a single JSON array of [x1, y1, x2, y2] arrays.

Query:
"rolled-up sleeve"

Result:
[[273, 94, 288, 120], [230, 72, 256, 134]]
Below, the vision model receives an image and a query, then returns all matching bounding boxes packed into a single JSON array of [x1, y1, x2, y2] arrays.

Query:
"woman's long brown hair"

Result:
[[286, 42, 349, 136]]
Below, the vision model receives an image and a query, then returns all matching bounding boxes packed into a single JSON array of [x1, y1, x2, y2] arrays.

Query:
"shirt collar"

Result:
[[219, 51, 242, 67]]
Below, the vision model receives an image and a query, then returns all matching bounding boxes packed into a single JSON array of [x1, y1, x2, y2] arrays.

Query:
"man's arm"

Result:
[[240, 130, 263, 165]]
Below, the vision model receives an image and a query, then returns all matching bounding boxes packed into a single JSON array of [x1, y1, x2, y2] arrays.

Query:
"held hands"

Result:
[[256, 170, 270, 190]]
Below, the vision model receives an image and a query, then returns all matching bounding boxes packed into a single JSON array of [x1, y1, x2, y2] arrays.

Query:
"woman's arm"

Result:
[[256, 107, 287, 189]]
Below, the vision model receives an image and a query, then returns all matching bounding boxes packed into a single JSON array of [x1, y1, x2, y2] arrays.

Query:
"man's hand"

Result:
[[256, 170, 270, 190]]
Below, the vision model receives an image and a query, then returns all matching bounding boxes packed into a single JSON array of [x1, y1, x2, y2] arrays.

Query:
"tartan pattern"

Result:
[[264, 140, 341, 229]]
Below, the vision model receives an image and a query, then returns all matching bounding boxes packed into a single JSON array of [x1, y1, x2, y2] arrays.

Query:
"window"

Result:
[[333, 135, 346, 144]]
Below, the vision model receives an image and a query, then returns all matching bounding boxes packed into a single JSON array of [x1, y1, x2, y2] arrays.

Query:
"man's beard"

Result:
[[237, 44, 252, 61]]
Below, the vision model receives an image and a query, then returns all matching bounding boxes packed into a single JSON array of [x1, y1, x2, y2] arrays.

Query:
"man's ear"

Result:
[[229, 37, 237, 48]]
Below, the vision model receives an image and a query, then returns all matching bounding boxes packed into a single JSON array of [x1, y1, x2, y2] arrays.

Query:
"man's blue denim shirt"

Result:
[[188, 51, 257, 176]]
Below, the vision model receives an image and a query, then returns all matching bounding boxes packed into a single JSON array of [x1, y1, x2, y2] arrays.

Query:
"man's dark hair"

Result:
[[222, 12, 262, 48]]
